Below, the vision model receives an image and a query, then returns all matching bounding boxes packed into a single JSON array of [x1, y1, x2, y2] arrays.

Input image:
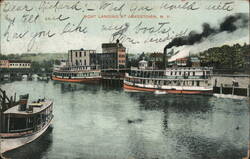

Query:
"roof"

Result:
[[4, 100, 53, 115], [149, 52, 163, 57], [176, 58, 189, 61], [8, 60, 31, 63], [69, 49, 96, 52], [139, 60, 147, 64], [102, 43, 125, 48]]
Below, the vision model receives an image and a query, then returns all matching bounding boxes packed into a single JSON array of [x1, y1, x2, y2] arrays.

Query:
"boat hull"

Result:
[[52, 76, 101, 83], [0, 119, 53, 154], [123, 83, 213, 95]]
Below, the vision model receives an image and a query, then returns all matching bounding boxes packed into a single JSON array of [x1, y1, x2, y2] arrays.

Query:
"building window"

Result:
[[80, 52, 82, 57], [196, 81, 200, 86], [84, 60, 86, 65], [84, 52, 86, 56], [71, 52, 73, 63], [76, 52, 78, 57]]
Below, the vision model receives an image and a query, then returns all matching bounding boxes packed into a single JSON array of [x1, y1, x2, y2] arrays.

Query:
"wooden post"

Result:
[[220, 84, 223, 94], [14, 93, 16, 103], [232, 85, 234, 95], [7, 114, 10, 133], [247, 85, 249, 97]]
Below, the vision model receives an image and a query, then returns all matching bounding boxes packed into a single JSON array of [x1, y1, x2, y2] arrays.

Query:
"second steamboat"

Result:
[[52, 65, 101, 83], [124, 67, 213, 95]]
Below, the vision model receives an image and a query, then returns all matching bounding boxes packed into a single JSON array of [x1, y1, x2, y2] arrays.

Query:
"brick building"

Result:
[[100, 40, 126, 69], [68, 48, 98, 66]]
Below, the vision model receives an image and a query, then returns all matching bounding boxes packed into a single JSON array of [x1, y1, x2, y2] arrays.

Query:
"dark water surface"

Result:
[[1, 80, 249, 159]]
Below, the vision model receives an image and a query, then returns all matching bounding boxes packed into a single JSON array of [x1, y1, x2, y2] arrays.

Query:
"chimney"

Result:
[[19, 94, 29, 111]]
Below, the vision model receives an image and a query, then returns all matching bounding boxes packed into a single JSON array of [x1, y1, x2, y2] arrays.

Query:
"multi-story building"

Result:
[[0, 60, 31, 68], [149, 52, 164, 69], [68, 48, 97, 66], [0, 60, 9, 68], [100, 40, 126, 69]]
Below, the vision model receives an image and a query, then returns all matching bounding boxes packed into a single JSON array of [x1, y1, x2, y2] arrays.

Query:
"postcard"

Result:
[[0, 0, 249, 159]]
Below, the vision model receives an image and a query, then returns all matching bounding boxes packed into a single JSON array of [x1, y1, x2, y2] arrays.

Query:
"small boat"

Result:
[[0, 89, 53, 154], [154, 90, 167, 95]]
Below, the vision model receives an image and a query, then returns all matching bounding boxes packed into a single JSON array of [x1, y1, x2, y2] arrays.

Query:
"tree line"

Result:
[[199, 43, 250, 70]]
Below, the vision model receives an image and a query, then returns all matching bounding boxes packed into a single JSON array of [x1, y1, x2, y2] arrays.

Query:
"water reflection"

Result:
[[53, 81, 102, 93], [1, 81, 249, 159], [127, 92, 249, 159], [132, 93, 212, 113]]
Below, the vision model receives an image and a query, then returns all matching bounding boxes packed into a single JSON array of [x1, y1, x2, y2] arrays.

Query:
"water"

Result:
[[1, 80, 249, 159]]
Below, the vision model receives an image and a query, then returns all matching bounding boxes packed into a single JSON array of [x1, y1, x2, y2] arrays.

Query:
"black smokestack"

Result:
[[164, 13, 248, 49]]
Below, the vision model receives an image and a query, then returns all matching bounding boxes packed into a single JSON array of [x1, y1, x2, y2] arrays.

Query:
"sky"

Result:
[[0, 0, 249, 56]]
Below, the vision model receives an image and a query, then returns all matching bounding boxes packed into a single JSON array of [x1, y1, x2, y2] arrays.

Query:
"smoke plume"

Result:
[[164, 13, 249, 51]]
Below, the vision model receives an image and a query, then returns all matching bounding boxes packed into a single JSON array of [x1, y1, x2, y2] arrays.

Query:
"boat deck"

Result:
[[3, 100, 53, 115]]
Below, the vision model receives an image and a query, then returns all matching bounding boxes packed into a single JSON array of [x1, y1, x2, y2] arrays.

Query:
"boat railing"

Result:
[[0, 130, 33, 138], [54, 65, 100, 72], [130, 67, 213, 71], [9, 127, 34, 133], [127, 74, 210, 80]]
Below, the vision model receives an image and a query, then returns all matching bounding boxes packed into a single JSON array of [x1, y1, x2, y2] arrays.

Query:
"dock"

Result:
[[212, 74, 250, 97], [101, 68, 129, 87]]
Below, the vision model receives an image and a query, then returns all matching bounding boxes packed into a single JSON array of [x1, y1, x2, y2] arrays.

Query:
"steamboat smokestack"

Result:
[[163, 46, 168, 69]]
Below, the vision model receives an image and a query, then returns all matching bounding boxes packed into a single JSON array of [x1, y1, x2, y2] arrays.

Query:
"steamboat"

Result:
[[124, 67, 213, 95], [0, 89, 53, 154], [52, 65, 101, 83], [52, 49, 101, 83]]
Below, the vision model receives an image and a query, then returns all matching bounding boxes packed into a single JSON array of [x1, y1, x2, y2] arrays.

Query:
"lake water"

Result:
[[1, 80, 249, 159]]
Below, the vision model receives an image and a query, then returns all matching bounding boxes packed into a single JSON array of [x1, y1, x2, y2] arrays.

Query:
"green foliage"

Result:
[[199, 43, 249, 69], [30, 60, 54, 73]]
